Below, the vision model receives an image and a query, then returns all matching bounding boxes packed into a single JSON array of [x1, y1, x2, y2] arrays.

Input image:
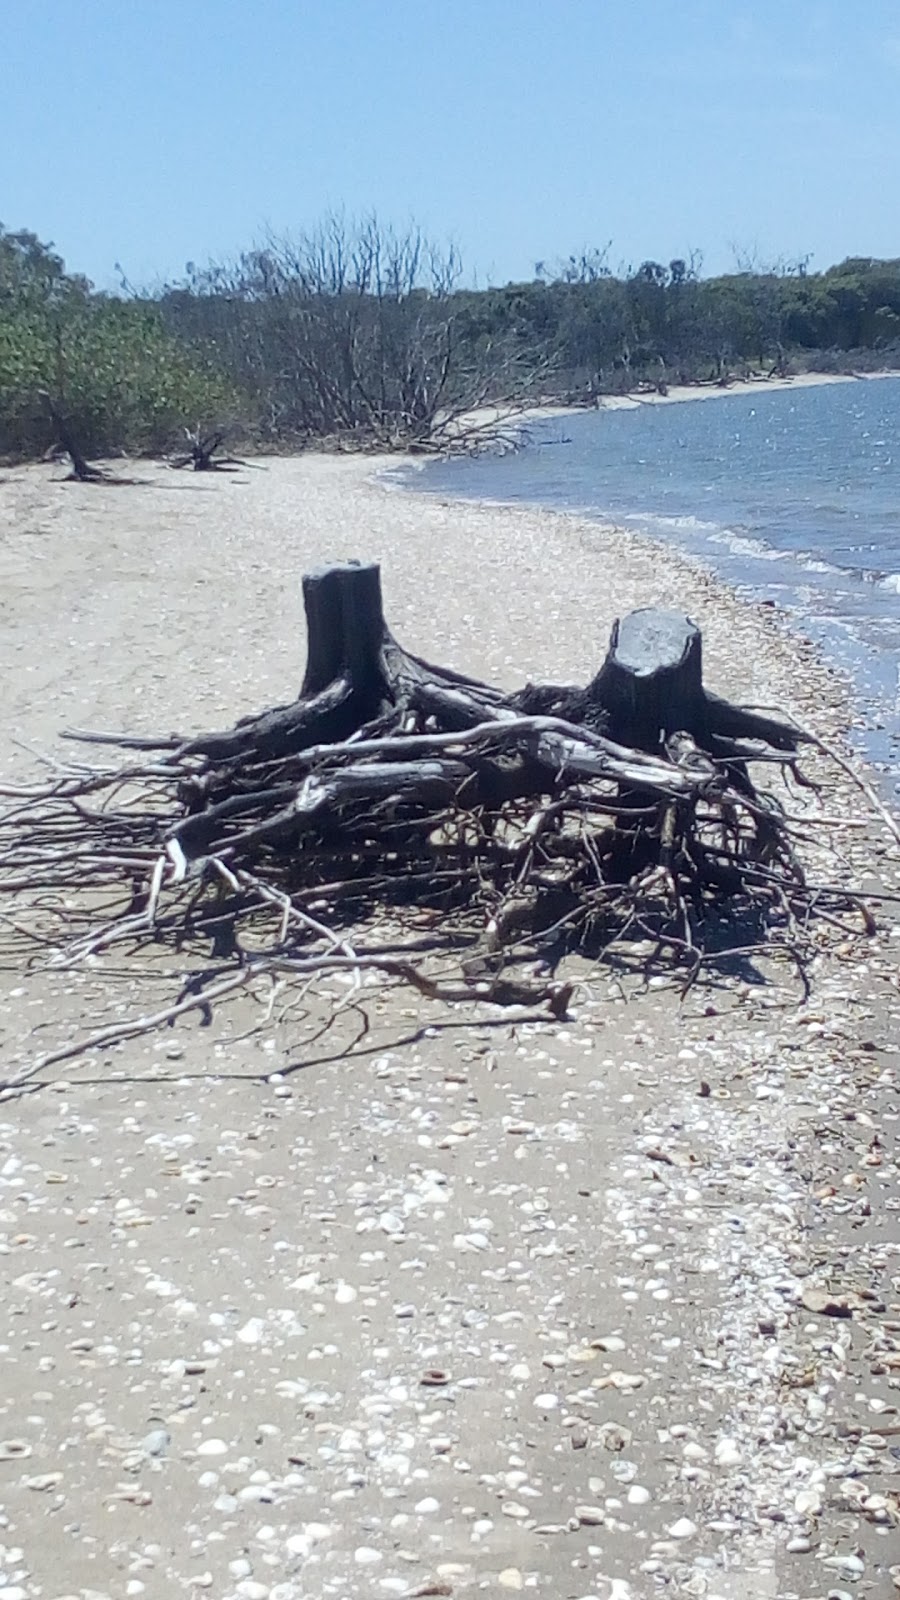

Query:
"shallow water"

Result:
[[407, 379, 900, 785]]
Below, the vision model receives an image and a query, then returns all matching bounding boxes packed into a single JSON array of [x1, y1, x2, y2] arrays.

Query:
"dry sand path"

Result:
[[0, 457, 897, 1600]]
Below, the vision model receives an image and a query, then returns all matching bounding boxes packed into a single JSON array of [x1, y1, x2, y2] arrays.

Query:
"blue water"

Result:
[[407, 379, 900, 783]]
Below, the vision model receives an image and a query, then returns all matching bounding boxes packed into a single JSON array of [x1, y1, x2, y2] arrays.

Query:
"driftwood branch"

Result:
[[167, 427, 258, 473]]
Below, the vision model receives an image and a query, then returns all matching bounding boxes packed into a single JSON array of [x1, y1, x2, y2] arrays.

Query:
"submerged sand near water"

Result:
[[0, 457, 898, 1600]]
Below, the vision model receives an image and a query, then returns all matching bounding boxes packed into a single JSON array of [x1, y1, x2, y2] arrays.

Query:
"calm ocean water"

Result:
[[407, 378, 900, 785]]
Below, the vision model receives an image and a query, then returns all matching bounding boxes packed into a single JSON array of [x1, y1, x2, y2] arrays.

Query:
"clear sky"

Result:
[[2, 0, 898, 289]]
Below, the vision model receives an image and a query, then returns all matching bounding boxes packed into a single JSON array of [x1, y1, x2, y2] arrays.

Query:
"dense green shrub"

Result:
[[0, 225, 238, 460]]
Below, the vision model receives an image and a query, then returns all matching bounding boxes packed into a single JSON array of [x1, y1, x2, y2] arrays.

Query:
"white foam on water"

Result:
[[706, 528, 789, 561], [623, 511, 721, 535], [802, 558, 843, 575], [627, 512, 853, 581]]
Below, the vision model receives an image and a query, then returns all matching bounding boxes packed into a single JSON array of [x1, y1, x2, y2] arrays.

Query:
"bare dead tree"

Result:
[[161, 214, 554, 450]]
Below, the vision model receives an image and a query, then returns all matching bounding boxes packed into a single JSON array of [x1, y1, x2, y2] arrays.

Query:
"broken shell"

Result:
[[0, 1440, 32, 1461], [800, 1286, 858, 1318], [574, 1504, 606, 1526]]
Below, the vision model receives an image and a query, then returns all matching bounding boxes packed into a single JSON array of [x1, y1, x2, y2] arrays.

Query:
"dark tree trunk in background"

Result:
[[39, 391, 105, 482]]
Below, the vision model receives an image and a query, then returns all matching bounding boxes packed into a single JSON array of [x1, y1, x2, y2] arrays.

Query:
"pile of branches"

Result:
[[0, 563, 869, 1079]]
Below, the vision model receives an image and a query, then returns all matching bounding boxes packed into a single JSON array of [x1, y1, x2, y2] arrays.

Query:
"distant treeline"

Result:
[[2, 216, 900, 461]]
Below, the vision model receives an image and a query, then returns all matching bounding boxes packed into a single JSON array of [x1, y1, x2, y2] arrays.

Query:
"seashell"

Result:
[[0, 1440, 32, 1461]]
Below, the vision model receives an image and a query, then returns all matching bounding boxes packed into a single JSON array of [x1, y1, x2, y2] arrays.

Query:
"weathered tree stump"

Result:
[[169, 429, 248, 472], [300, 562, 389, 698], [591, 609, 706, 749], [189, 431, 225, 471], [163, 573, 811, 882], [175, 575, 805, 791], [587, 606, 806, 759], [6, 558, 840, 1068]]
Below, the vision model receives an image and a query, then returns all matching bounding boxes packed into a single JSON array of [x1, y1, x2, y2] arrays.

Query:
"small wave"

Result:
[[707, 529, 790, 561], [627, 511, 861, 579], [800, 557, 843, 576], [879, 572, 900, 593], [623, 511, 722, 535]]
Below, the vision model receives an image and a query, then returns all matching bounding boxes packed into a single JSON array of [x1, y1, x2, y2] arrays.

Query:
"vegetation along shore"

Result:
[[4, 215, 900, 464]]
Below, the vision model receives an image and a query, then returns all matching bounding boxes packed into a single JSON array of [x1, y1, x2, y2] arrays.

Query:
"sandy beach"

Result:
[[595, 369, 898, 410], [0, 454, 898, 1600]]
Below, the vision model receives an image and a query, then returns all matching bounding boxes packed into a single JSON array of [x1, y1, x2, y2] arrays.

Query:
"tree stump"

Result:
[[300, 562, 389, 698], [169, 430, 247, 472], [172, 574, 807, 833], [591, 609, 707, 750], [21, 557, 828, 1051], [586, 607, 806, 758]]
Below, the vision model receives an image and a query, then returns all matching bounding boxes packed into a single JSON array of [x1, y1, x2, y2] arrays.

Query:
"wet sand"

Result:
[[0, 456, 898, 1600]]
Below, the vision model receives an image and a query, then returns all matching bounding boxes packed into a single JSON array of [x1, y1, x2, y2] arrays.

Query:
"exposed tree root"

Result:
[[0, 563, 878, 1090]]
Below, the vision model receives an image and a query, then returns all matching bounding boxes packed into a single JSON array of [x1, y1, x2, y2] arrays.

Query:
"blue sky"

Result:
[[2, 0, 898, 288]]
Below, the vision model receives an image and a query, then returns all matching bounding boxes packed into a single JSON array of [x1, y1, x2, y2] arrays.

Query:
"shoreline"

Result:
[[0, 456, 897, 1597], [454, 365, 899, 439], [594, 365, 897, 408]]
